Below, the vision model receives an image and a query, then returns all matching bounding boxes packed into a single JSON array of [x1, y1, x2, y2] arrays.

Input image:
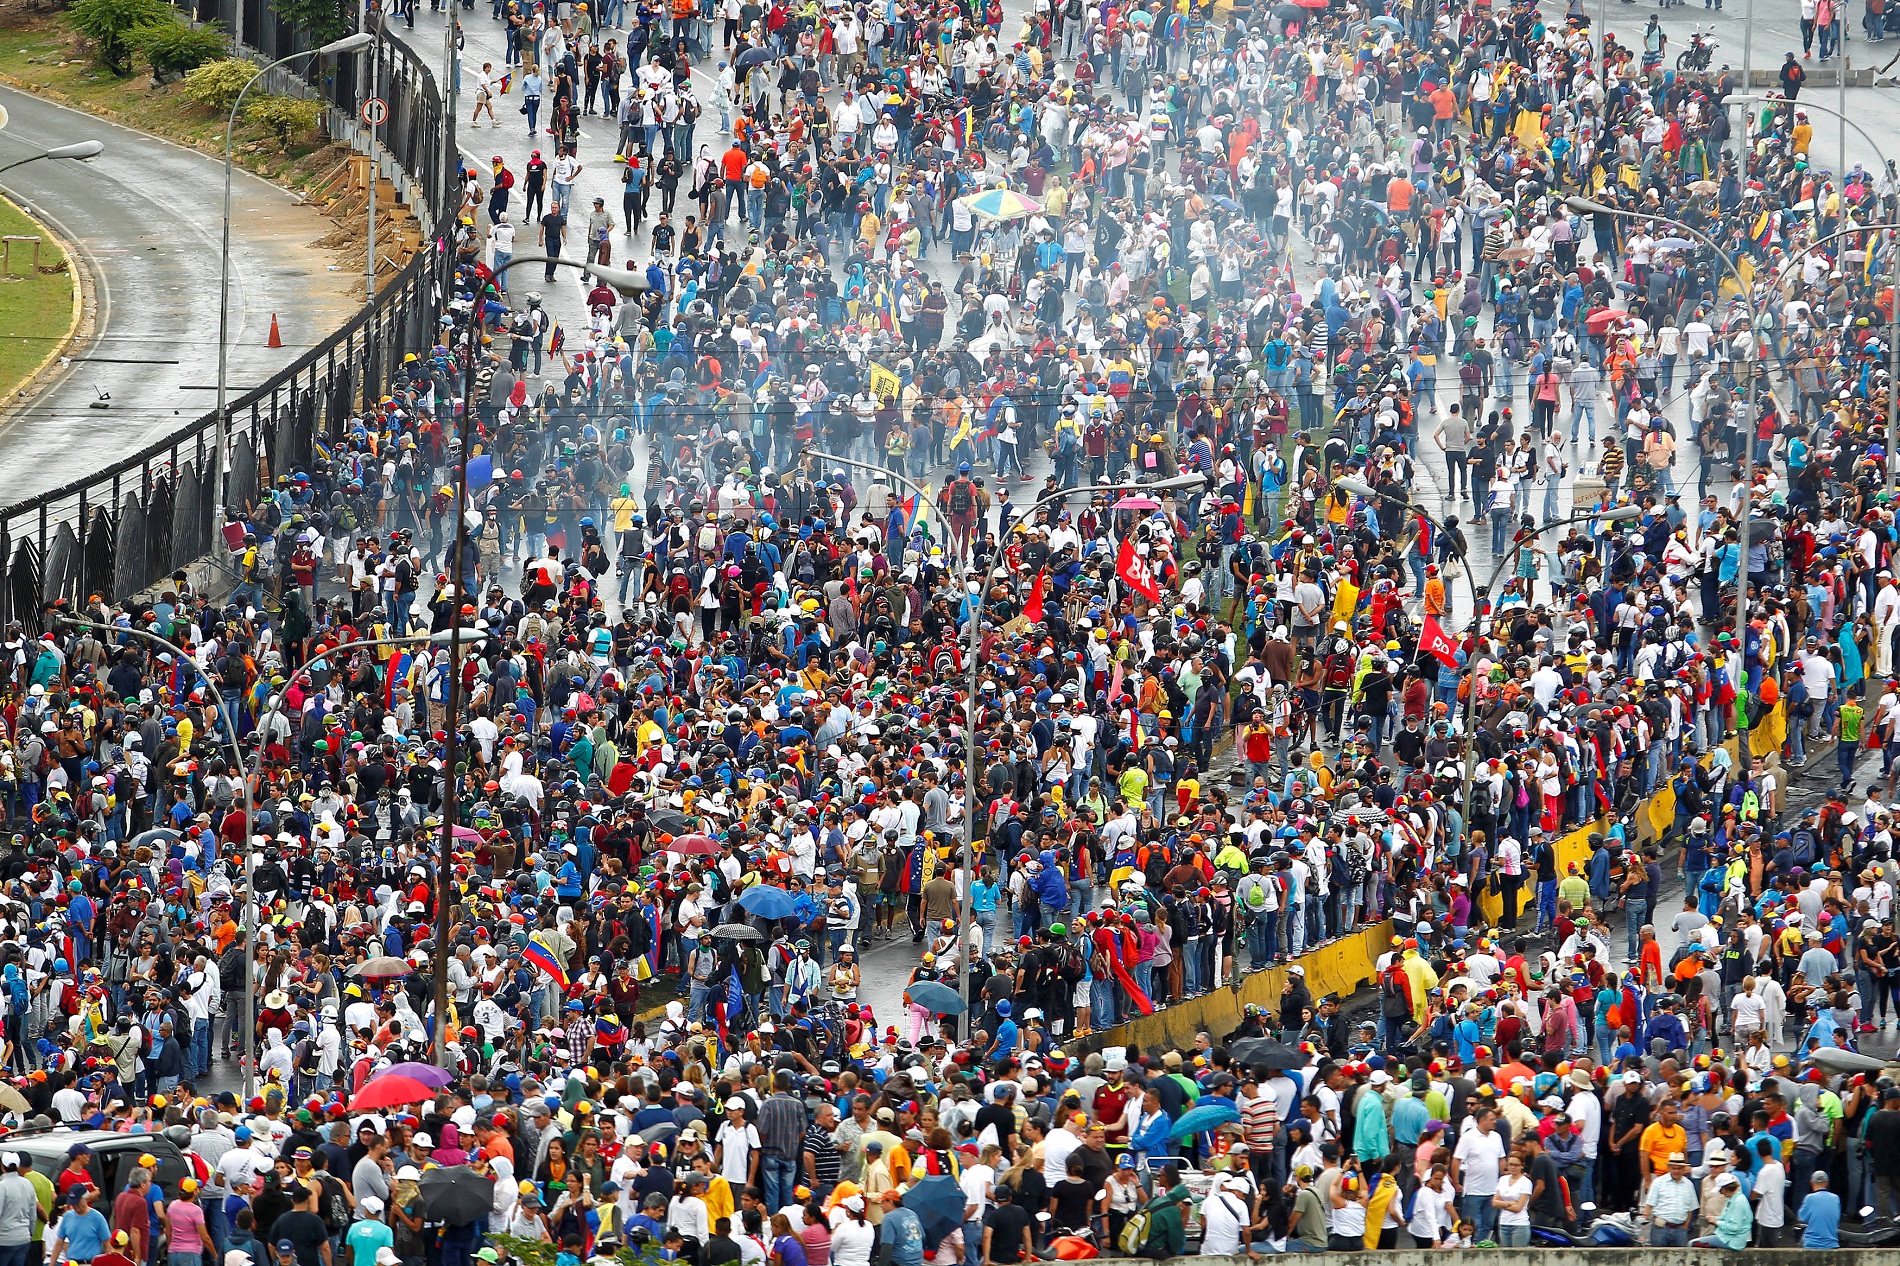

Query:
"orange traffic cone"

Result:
[[267, 313, 283, 348]]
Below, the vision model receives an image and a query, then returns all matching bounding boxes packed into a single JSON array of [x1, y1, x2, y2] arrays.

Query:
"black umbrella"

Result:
[[649, 809, 693, 836], [1229, 1037, 1305, 1067], [733, 45, 774, 74], [1271, 3, 1306, 18], [419, 1166, 495, 1226], [639, 1121, 680, 1143]]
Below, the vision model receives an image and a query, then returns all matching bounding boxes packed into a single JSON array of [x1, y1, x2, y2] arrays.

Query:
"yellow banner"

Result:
[[869, 362, 902, 402]]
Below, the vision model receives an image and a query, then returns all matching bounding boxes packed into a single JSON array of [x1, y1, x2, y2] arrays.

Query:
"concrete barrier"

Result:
[[1085, 704, 1791, 1054], [1087, 1251, 1866, 1265]]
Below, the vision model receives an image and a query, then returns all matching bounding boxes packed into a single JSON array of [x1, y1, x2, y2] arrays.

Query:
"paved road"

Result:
[[0, 84, 361, 503]]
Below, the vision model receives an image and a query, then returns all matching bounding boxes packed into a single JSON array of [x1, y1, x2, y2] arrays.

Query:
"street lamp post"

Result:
[[248, 628, 466, 1087], [806, 448, 1199, 1013], [0, 140, 105, 178], [215, 33, 374, 517], [1564, 197, 1801, 702], [59, 617, 464, 1096], [432, 250, 646, 1067], [1453, 504, 1643, 835], [51, 616, 252, 1089], [1725, 94, 1900, 500], [1333, 476, 1485, 631]]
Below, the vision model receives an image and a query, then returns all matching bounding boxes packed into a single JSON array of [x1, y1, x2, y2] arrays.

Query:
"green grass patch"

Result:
[[0, 15, 350, 191], [0, 193, 75, 407]]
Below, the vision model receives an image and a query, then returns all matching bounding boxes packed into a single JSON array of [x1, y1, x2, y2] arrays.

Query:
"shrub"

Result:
[[244, 94, 325, 149], [133, 17, 228, 79], [181, 57, 258, 112], [68, 0, 172, 73]]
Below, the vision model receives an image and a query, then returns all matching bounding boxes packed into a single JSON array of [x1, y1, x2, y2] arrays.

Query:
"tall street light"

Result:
[[1453, 503, 1643, 834], [806, 448, 1200, 1014], [58, 616, 461, 1096], [1726, 94, 1900, 501], [215, 32, 374, 516], [246, 626, 467, 1092], [1333, 476, 1485, 631], [0, 140, 105, 177], [1564, 196, 1803, 701], [433, 251, 646, 1067]]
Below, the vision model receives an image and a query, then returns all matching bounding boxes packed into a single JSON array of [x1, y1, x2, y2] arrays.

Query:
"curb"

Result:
[[0, 190, 86, 420]]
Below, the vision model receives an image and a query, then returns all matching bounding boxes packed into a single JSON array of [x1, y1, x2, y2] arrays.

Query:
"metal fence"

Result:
[[0, 25, 459, 631]]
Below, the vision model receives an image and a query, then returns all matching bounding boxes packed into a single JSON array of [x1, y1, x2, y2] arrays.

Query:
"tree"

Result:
[[270, 0, 352, 45], [133, 18, 228, 80], [68, 0, 172, 74]]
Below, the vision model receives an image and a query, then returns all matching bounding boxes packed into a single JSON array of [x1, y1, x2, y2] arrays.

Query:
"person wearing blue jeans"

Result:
[[1454, 1112, 1506, 1243]]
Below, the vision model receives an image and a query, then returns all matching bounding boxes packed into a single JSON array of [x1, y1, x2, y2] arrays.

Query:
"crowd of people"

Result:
[[15, 0, 1900, 1254]]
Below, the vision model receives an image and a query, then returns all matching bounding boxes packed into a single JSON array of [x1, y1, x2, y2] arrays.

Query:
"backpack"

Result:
[[1380, 963, 1411, 1018], [948, 478, 975, 515], [1058, 944, 1086, 984], [1117, 1210, 1153, 1255]]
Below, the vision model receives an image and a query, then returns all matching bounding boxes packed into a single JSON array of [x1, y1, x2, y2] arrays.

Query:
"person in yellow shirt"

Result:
[[1638, 1100, 1689, 1189], [1792, 112, 1813, 156]]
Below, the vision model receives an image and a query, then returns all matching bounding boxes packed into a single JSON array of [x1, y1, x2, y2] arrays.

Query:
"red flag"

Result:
[[1023, 570, 1046, 624], [1419, 615, 1460, 670], [1115, 536, 1162, 603]]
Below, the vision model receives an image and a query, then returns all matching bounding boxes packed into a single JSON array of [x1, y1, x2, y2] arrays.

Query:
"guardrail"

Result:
[[0, 17, 458, 629]]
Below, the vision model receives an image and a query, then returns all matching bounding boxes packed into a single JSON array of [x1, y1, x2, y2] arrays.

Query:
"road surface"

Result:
[[0, 83, 361, 503]]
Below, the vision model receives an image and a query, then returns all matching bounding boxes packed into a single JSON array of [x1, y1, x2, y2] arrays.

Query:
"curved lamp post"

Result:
[[429, 250, 648, 1067], [808, 444, 1200, 1011], [0, 140, 105, 177], [215, 32, 375, 513], [1454, 503, 1643, 834]]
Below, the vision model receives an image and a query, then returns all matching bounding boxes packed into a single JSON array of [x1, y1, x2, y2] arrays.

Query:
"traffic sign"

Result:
[[362, 97, 388, 126]]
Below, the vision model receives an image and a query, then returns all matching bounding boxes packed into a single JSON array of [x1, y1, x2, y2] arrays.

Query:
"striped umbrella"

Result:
[[957, 188, 1044, 222]]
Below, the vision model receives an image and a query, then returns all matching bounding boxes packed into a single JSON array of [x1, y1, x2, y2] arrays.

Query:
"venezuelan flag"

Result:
[[384, 650, 414, 710], [522, 934, 569, 989]]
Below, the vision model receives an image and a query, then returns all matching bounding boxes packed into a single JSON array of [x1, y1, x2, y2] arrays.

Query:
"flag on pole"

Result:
[[1115, 536, 1162, 603], [1419, 616, 1461, 670], [1023, 570, 1047, 625]]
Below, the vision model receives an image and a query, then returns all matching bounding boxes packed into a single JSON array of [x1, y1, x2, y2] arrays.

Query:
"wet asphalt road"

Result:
[[0, 83, 359, 505]]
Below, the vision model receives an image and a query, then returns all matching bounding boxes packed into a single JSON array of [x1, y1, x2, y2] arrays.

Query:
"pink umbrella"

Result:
[[452, 825, 485, 844], [668, 834, 721, 856], [1114, 495, 1161, 511]]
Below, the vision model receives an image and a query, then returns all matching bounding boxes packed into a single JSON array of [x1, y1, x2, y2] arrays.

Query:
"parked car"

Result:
[[5, 1128, 189, 1202]]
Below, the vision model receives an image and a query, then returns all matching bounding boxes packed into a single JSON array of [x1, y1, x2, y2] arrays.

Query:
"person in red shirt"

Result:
[[56, 1149, 94, 1201], [109, 1170, 151, 1263]]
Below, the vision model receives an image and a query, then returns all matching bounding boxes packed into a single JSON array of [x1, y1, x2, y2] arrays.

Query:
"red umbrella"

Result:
[[1584, 307, 1628, 335], [349, 1075, 437, 1111], [668, 834, 722, 856], [1293, 0, 1328, 10]]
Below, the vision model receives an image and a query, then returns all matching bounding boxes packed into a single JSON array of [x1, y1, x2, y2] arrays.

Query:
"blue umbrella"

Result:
[[902, 1175, 965, 1251], [736, 884, 798, 919], [904, 980, 966, 1015], [1168, 1102, 1241, 1140]]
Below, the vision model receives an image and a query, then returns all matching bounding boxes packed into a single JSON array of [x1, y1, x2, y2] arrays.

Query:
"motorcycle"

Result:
[[1841, 1209, 1900, 1247], [1677, 28, 1719, 70]]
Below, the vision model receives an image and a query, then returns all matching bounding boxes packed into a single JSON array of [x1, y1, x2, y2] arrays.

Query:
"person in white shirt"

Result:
[[1199, 1174, 1256, 1254], [713, 1097, 760, 1186]]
